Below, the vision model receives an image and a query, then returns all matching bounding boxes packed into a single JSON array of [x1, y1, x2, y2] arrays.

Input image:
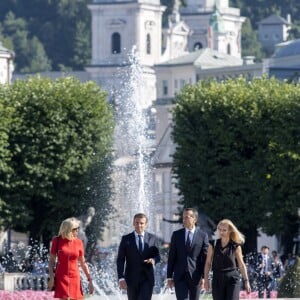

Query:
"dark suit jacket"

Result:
[[167, 227, 208, 284], [256, 253, 273, 276], [117, 231, 160, 287]]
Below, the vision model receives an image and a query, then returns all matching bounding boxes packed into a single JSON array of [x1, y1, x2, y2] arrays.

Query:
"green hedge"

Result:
[[278, 256, 300, 298]]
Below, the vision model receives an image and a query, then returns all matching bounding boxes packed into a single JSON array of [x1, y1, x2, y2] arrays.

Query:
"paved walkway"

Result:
[[87, 296, 297, 300]]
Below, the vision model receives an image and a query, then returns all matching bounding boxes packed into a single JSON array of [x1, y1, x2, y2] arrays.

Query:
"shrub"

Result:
[[278, 256, 300, 298]]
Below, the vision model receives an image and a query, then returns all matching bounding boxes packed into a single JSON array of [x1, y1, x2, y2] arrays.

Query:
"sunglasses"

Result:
[[72, 227, 80, 231]]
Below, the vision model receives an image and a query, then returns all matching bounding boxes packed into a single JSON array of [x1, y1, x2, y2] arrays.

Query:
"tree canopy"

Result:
[[0, 76, 114, 248], [172, 77, 300, 253]]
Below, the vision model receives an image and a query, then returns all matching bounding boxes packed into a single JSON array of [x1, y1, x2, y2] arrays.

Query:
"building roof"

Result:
[[0, 42, 14, 57], [258, 14, 290, 25], [157, 48, 242, 68], [273, 39, 300, 58]]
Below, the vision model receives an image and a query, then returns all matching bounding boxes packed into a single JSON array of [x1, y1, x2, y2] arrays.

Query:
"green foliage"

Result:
[[278, 256, 300, 298], [0, 0, 91, 72], [1, 11, 51, 73], [0, 76, 114, 242], [0, 85, 14, 216], [241, 18, 265, 61], [172, 77, 300, 251]]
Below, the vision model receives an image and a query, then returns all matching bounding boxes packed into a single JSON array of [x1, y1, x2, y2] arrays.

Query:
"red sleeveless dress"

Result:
[[51, 236, 84, 299]]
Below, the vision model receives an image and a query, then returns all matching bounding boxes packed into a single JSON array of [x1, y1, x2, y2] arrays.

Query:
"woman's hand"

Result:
[[88, 280, 95, 294], [203, 279, 210, 291], [47, 276, 55, 291], [245, 280, 251, 293]]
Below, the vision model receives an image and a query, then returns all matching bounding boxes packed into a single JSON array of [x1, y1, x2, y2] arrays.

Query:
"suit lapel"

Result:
[[130, 232, 140, 253], [190, 227, 200, 248], [143, 232, 149, 252], [193, 227, 199, 244], [181, 228, 186, 248]]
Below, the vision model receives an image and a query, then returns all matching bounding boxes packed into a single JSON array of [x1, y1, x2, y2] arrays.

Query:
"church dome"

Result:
[[273, 39, 300, 58]]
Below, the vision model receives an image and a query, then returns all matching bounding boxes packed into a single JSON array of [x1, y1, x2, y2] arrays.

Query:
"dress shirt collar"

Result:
[[134, 231, 145, 238], [185, 227, 196, 234]]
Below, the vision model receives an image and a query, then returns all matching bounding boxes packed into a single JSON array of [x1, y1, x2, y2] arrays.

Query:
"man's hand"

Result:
[[119, 279, 127, 290], [144, 258, 154, 265], [167, 278, 174, 289]]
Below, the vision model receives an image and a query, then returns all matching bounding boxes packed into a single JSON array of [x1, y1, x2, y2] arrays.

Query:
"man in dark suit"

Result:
[[256, 245, 273, 298], [117, 213, 160, 300], [167, 208, 209, 300]]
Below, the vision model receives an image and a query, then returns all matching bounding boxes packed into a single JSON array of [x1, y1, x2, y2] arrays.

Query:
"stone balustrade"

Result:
[[0, 272, 49, 291]]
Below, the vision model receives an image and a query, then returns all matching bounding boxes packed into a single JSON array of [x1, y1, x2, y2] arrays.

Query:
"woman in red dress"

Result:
[[47, 217, 94, 299]]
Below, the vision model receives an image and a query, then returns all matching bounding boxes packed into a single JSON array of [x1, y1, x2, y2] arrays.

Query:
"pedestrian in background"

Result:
[[256, 245, 273, 298]]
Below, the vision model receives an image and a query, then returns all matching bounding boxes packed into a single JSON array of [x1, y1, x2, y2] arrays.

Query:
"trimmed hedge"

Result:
[[278, 256, 300, 298]]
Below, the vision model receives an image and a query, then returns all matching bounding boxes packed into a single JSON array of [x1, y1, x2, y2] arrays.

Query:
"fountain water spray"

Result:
[[112, 46, 155, 235], [81, 47, 158, 297]]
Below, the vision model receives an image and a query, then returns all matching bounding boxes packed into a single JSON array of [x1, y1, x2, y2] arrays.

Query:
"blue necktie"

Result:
[[186, 231, 192, 252], [138, 235, 143, 253]]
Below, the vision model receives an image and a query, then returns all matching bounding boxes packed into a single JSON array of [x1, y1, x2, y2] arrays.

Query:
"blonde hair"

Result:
[[58, 217, 80, 239], [217, 219, 245, 244]]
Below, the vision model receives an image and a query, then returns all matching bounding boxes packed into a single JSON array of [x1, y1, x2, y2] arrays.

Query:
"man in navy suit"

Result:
[[117, 213, 161, 300], [256, 245, 273, 298], [167, 208, 209, 300]]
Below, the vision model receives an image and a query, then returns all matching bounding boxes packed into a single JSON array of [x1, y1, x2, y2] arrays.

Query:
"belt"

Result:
[[220, 268, 237, 273]]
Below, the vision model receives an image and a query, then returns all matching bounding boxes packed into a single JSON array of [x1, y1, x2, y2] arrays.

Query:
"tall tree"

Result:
[[241, 18, 264, 61], [172, 77, 300, 253], [1, 76, 115, 247], [0, 86, 13, 216], [1, 11, 51, 73]]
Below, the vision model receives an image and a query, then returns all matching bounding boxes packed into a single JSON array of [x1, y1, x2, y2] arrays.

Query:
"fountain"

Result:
[[82, 47, 161, 298], [112, 46, 156, 227]]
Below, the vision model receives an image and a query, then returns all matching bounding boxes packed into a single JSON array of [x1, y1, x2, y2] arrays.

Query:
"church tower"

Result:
[[88, 0, 165, 67], [180, 0, 245, 58], [87, 0, 166, 107]]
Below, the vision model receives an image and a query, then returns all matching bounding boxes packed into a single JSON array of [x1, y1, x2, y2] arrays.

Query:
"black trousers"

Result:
[[212, 270, 240, 300], [174, 272, 201, 300], [127, 280, 153, 300], [257, 274, 272, 298]]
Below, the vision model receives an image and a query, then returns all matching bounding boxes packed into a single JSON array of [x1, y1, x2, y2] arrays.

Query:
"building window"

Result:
[[194, 42, 203, 50], [112, 32, 121, 54], [180, 79, 186, 89], [273, 33, 280, 41], [227, 43, 231, 55], [146, 33, 151, 54], [154, 174, 162, 194], [162, 80, 168, 96], [263, 33, 269, 40]]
